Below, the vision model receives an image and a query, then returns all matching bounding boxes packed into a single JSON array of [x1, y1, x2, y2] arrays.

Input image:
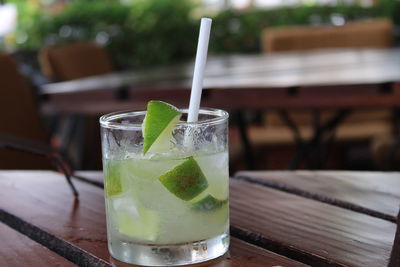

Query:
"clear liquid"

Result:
[[103, 151, 229, 265]]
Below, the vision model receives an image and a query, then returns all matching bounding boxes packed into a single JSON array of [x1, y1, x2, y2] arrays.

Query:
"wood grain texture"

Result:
[[230, 178, 396, 267], [225, 238, 308, 267], [0, 222, 77, 267], [0, 208, 110, 267], [235, 170, 400, 221], [0, 171, 306, 266], [0, 171, 109, 261]]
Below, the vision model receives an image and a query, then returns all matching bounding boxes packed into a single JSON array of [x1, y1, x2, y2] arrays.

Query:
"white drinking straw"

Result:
[[187, 17, 212, 122]]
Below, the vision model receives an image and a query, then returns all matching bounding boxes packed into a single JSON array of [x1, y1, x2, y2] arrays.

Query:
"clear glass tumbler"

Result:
[[100, 108, 229, 266]]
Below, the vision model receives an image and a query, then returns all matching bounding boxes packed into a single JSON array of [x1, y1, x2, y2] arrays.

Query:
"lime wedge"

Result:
[[158, 157, 208, 201], [192, 194, 227, 212], [142, 101, 181, 154], [104, 160, 122, 196]]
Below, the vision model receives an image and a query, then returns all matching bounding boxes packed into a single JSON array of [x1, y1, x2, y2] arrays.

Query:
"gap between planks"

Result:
[[229, 225, 342, 267]]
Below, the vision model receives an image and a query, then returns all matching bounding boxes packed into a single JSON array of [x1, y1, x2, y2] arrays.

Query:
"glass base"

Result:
[[109, 232, 229, 266]]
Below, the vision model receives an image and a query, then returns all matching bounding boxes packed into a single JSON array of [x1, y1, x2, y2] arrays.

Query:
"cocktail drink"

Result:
[[100, 101, 229, 266]]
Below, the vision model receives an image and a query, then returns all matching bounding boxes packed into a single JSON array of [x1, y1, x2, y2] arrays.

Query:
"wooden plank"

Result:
[[0, 171, 307, 266], [235, 170, 400, 221], [226, 238, 308, 267], [0, 222, 77, 267], [229, 178, 396, 266]]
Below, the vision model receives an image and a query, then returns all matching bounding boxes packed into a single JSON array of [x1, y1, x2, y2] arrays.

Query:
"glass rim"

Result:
[[99, 108, 229, 130]]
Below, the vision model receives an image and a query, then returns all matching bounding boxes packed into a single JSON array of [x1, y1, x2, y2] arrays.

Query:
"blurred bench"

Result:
[[261, 19, 393, 53], [40, 41, 114, 81], [39, 42, 116, 169]]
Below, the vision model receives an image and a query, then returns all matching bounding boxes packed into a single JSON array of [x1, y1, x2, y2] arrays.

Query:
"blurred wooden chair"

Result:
[[261, 19, 393, 53], [251, 19, 395, 169], [39, 42, 115, 169], [0, 54, 52, 169], [39, 41, 114, 81]]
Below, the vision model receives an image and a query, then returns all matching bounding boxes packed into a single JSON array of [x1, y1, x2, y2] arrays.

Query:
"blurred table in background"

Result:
[[39, 48, 400, 170], [40, 47, 400, 110]]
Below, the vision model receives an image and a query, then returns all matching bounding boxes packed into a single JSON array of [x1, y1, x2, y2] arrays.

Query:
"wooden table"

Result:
[[38, 48, 400, 170], [40, 47, 400, 113], [0, 170, 398, 266]]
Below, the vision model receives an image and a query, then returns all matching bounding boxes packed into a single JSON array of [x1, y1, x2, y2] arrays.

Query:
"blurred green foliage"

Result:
[[211, 1, 400, 53], [12, 0, 400, 68], [17, 0, 198, 68], [4, 0, 41, 46]]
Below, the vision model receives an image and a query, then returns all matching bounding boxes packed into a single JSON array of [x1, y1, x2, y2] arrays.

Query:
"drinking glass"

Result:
[[100, 108, 229, 266]]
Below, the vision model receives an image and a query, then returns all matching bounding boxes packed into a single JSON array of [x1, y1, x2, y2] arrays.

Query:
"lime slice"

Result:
[[104, 160, 123, 196], [191, 194, 227, 212], [142, 101, 181, 154], [158, 157, 208, 201]]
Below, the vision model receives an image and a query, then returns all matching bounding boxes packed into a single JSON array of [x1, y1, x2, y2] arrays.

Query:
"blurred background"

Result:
[[1, 0, 400, 173], [2, 0, 399, 68]]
